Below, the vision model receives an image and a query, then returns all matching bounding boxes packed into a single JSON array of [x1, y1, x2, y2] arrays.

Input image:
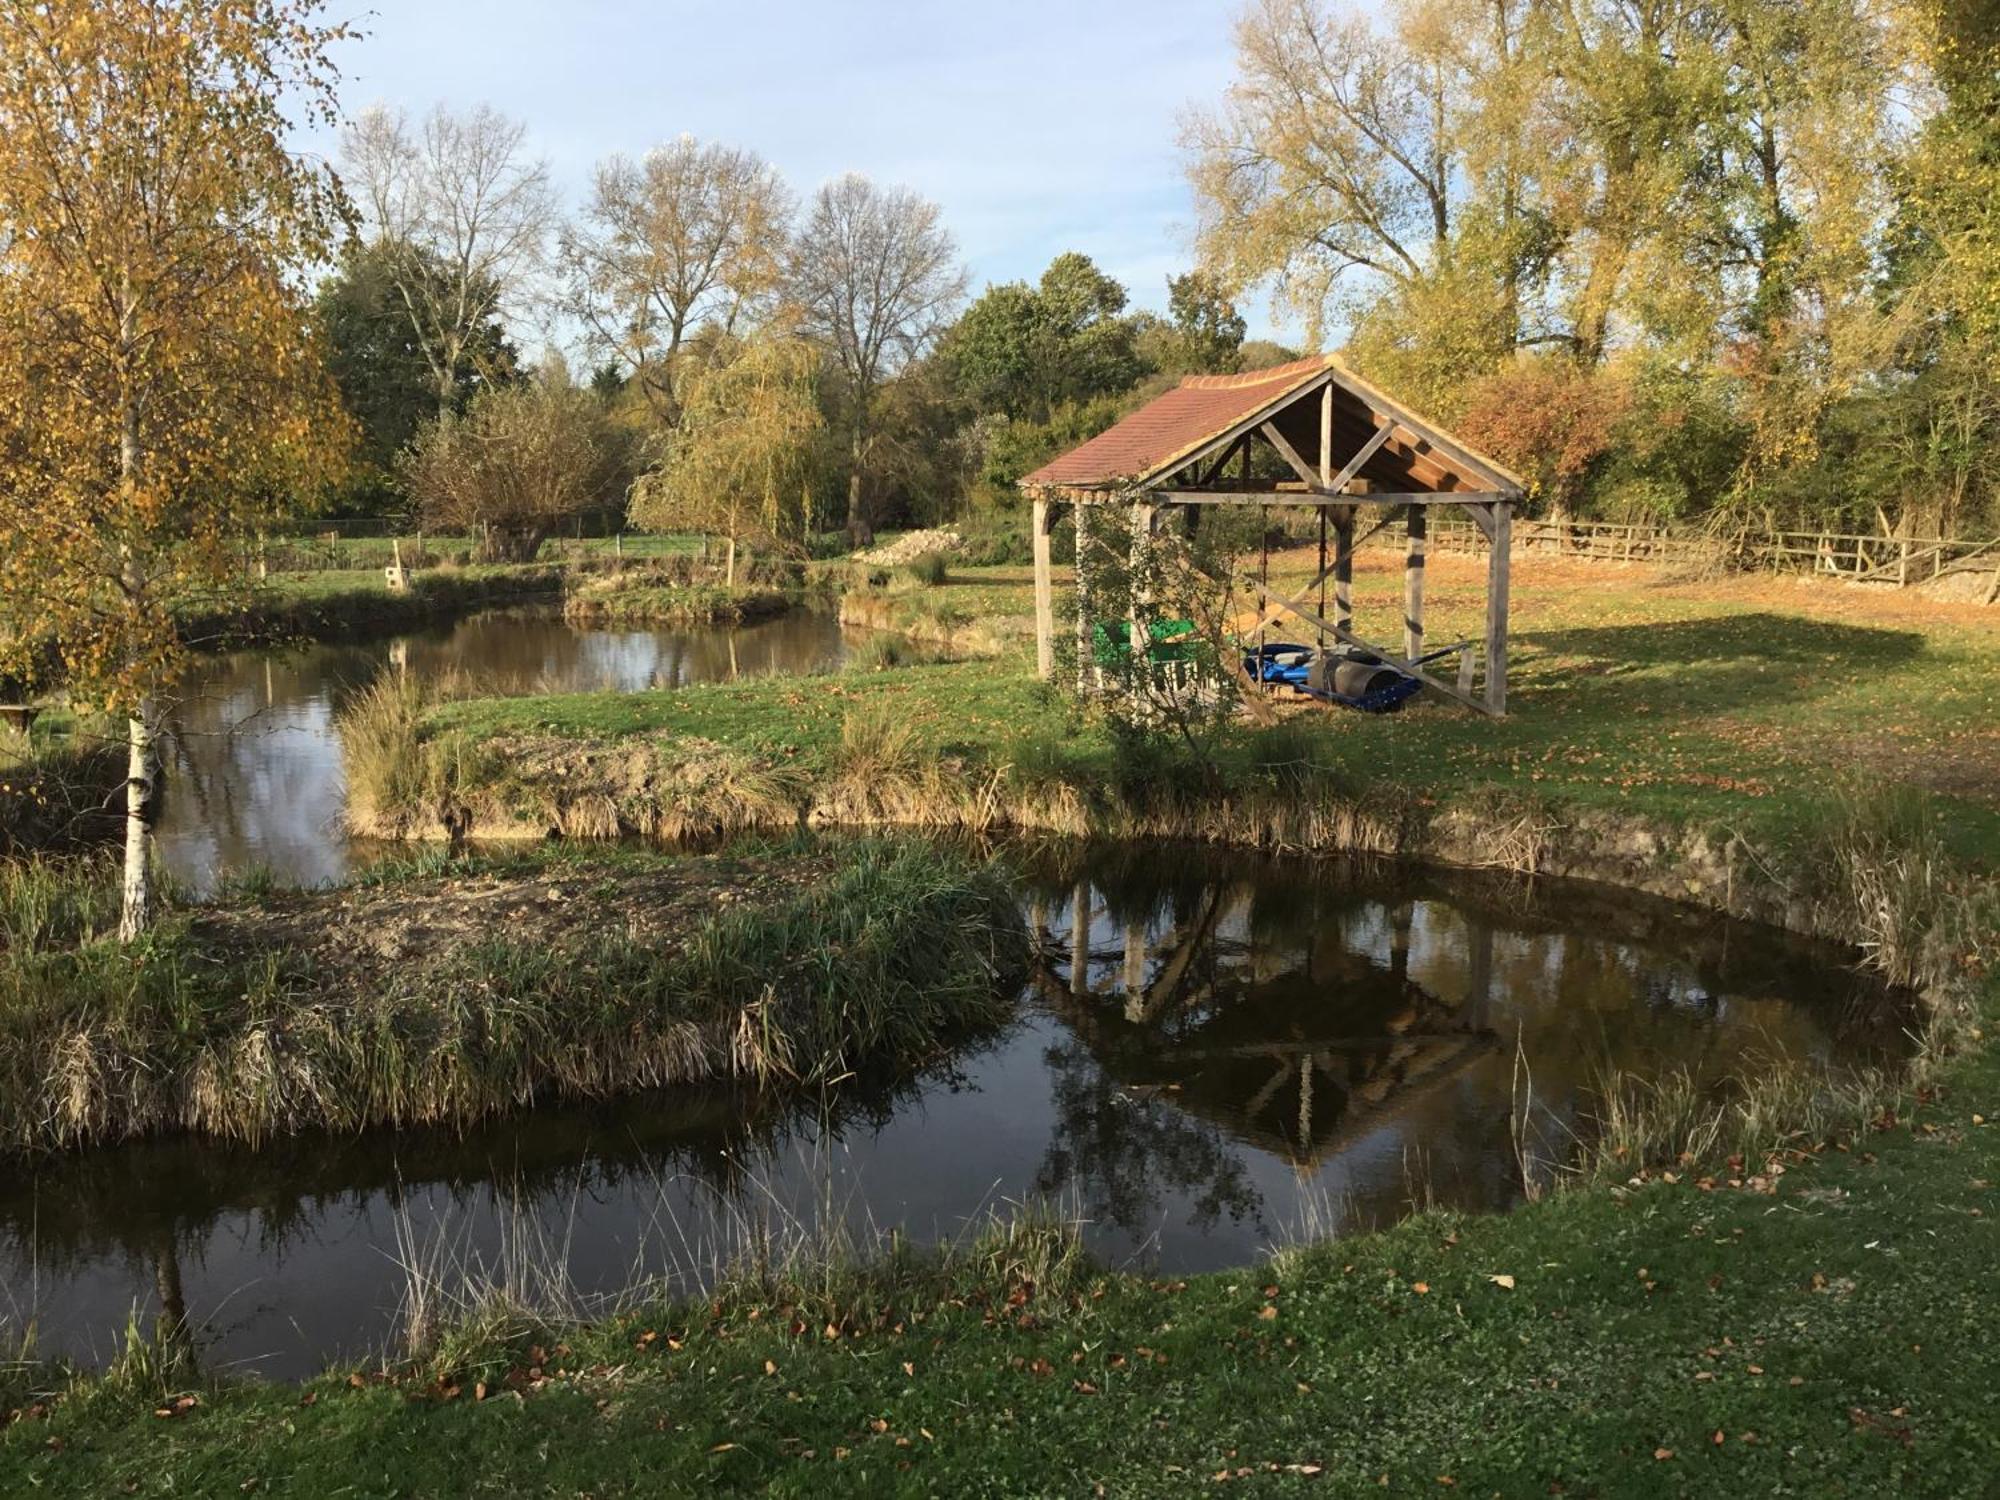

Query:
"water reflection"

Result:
[[0, 841, 1907, 1379], [152, 609, 851, 891]]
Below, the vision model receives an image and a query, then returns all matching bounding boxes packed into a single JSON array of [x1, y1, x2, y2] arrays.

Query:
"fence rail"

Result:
[[1414, 515, 2000, 590]]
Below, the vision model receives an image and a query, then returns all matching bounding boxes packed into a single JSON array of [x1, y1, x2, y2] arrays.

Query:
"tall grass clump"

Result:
[[902, 551, 950, 587], [845, 632, 911, 672], [337, 675, 462, 838], [0, 854, 122, 952], [812, 706, 1005, 830], [1575, 1060, 1900, 1185], [1802, 786, 1957, 992], [0, 843, 1023, 1155]]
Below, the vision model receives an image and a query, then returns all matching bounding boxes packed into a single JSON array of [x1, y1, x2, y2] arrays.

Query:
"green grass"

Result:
[[419, 552, 2000, 867], [6, 977, 1995, 1496]]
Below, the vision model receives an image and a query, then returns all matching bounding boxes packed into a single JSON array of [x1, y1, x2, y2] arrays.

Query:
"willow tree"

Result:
[[0, 0, 352, 938], [629, 334, 823, 581], [399, 367, 625, 563]]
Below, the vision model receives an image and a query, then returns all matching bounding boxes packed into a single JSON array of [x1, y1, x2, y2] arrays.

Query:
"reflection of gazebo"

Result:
[[1020, 355, 1527, 715], [1029, 881, 1498, 1171]]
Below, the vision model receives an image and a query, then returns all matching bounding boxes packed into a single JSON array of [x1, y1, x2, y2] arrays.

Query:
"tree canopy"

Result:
[[315, 238, 518, 503], [0, 0, 353, 935], [398, 368, 626, 561]]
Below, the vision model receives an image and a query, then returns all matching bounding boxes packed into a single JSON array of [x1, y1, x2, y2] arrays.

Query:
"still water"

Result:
[[152, 608, 850, 891], [0, 838, 1905, 1380], [1, 608, 1910, 1377]]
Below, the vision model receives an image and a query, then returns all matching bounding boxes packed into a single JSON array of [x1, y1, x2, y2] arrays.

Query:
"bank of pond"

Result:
[[0, 599, 1948, 1387], [0, 834, 1911, 1381]]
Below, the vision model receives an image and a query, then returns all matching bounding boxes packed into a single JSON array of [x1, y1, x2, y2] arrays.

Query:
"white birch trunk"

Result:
[[118, 702, 154, 941]]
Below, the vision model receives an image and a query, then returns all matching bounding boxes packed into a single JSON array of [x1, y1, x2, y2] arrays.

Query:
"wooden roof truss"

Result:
[[1024, 365, 1523, 716]]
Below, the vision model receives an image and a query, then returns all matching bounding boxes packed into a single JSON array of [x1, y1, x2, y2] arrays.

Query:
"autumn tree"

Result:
[[341, 102, 554, 418], [0, 0, 352, 938], [791, 174, 966, 544], [629, 333, 824, 581], [559, 137, 792, 426], [1188, 0, 1918, 516], [1456, 357, 1633, 514], [398, 364, 624, 562]]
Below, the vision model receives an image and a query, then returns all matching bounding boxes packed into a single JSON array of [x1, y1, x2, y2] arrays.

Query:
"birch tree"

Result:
[[0, 0, 352, 938], [791, 174, 966, 544], [341, 102, 553, 418]]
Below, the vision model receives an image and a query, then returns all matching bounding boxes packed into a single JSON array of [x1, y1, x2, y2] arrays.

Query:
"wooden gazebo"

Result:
[[1020, 355, 1526, 715]]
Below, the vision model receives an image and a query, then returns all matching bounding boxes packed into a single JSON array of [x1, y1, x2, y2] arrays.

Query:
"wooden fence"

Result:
[[1414, 515, 2000, 592]]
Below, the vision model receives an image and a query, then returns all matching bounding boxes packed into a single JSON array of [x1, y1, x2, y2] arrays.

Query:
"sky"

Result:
[[312, 0, 1294, 340]]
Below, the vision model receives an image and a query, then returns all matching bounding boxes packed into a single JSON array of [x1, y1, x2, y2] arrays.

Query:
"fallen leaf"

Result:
[[1486, 1274, 1516, 1290]]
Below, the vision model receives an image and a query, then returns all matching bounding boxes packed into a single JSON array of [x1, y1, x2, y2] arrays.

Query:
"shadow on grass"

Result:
[[1516, 613, 1930, 716]]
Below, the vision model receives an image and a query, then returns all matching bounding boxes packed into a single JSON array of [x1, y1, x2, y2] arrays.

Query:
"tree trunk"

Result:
[[725, 535, 737, 588], [846, 427, 873, 546], [481, 523, 547, 563], [118, 703, 155, 942]]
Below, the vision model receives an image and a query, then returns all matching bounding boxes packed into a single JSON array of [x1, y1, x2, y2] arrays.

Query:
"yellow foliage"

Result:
[[0, 0, 355, 711]]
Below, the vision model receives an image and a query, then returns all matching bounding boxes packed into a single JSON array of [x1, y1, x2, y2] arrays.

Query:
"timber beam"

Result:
[[1149, 489, 1511, 506]]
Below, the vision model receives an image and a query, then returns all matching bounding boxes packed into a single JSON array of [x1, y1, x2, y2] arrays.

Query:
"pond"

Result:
[[151, 607, 852, 892], [1, 838, 1907, 1380]]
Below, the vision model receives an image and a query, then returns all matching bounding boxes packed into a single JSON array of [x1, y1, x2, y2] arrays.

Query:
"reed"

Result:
[[379, 1176, 1090, 1392], [1801, 786, 1958, 992], [1576, 1060, 1901, 1184], [0, 843, 1024, 1155]]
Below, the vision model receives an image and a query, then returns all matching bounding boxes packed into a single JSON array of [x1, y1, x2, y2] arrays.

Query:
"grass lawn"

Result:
[[5, 980, 1994, 1496], [432, 548, 2000, 865], [6, 547, 1996, 1494]]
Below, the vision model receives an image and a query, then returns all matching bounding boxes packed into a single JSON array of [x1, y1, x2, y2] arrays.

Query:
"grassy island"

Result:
[[0, 841, 1023, 1155]]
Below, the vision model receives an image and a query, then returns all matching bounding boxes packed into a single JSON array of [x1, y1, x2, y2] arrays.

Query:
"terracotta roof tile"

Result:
[[1023, 356, 1333, 488], [1021, 353, 1524, 495]]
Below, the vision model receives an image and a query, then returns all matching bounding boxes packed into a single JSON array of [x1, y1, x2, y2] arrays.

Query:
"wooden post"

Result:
[[1127, 501, 1156, 671], [1485, 499, 1512, 715], [1319, 384, 1334, 486], [1333, 504, 1354, 635], [1403, 504, 1427, 662], [1074, 502, 1092, 697], [1123, 919, 1148, 1016], [1033, 498, 1055, 681]]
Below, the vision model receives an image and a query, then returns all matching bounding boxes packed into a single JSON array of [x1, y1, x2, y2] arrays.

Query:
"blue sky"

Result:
[[317, 0, 1293, 339]]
